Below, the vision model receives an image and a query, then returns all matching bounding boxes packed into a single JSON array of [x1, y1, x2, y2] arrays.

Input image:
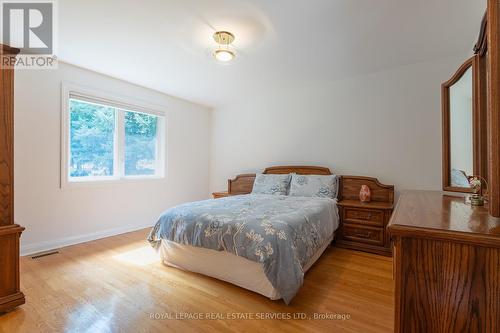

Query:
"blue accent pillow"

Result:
[[451, 168, 470, 187], [288, 174, 339, 199], [251, 174, 292, 195]]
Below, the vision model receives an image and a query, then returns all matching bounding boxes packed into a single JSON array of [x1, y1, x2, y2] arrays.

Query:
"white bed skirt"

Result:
[[159, 234, 334, 301]]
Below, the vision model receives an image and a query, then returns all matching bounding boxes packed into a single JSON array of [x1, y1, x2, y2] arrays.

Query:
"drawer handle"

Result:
[[356, 212, 372, 220], [353, 231, 372, 238]]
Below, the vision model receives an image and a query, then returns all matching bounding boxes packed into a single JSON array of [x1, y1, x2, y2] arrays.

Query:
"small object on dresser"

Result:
[[470, 195, 485, 206], [359, 185, 371, 202], [468, 176, 487, 206]]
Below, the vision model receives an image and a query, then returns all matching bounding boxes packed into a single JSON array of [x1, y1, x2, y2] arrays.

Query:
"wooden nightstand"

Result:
[[336, 176, 394, 256], [213, 174, 258, 199], [212, 191, 231, 199]]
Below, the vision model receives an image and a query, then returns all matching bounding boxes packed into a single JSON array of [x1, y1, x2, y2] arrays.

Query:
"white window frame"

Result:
[[61, 82, 167, 188]]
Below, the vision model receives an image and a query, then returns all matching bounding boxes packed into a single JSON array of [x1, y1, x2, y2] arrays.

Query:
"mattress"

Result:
[[148, 194, 339, 303], [159, 233, 334, 300]]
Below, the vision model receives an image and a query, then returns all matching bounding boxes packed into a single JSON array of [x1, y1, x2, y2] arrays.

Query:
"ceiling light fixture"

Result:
[[213, 31, 235, 62]]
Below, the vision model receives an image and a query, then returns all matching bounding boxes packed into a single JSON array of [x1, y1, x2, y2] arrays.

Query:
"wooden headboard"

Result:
[[263, 166, 332, 175], [339, 176, 394, 203], [227, 166, 393, 203], [228, 166, 332, 195]]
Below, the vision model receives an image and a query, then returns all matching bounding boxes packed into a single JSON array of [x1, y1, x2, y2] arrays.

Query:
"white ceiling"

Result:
[[58, 0, 485, 108]]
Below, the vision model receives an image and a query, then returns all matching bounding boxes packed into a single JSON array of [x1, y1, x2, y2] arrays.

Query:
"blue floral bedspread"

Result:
[[147, 194, 339, 304]]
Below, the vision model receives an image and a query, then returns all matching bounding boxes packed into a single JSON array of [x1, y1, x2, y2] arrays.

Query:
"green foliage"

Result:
[[125, 111, 157, 175], [70, 100, 115, 177], [69, 99, 158, 178]]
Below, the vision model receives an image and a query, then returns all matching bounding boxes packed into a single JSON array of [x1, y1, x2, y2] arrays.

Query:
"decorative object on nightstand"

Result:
[[337, 176, 394, 256], [359, 185, 371, 202]]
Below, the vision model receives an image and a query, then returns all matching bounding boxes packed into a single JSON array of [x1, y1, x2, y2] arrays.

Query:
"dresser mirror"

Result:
[[442, 35, 488, 194], [442, 58, 475, 192]]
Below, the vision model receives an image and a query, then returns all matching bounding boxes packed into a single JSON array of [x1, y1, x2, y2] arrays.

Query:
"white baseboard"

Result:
[[21, 223, 153, 256]]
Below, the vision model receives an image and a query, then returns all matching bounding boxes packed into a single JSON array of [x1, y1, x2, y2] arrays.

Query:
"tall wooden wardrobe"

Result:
[[0, 44, 25, 312]]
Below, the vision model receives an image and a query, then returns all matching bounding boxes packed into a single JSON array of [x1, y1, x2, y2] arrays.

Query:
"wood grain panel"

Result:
[[0, 56, 15, 226], [339, 176, 394, 203], [227, 173, 256, 194], [0, 44, 24, 313], [488, 0, 500, 217], [263, 166, 332, 175], [344, 207, 384, 226], [0, 225, 24, 313], [396, 237, 499, 333], [474, 54, 489, 182], [474, 13, 488, 56], [343, 224, 384, 245], [0, 233, 17, 297], [389, 191, 500, 333], [388, 191, 500, 248]]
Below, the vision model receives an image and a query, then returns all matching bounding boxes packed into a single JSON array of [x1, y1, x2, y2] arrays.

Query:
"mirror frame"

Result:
[[442, 56, 482, 193]]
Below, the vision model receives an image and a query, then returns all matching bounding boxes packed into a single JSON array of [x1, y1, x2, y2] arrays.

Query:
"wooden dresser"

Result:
[[337, 176, 394, 256], [388, 191, 500, 333], [0, 44, 25, 312]]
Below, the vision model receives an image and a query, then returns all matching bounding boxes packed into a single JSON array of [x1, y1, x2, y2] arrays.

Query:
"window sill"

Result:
[[61, 175, 166, 189]]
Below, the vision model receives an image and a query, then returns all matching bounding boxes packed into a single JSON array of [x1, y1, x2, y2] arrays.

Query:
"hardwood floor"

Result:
[[0, 229, 394, 333]]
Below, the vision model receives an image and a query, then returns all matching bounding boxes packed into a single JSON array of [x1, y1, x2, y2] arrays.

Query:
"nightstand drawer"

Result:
[[343, 208, 384, 226], [343, 224, 384, 245]]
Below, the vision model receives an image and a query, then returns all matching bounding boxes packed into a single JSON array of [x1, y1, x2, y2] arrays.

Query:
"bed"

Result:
[[147, 166, 339, 304]]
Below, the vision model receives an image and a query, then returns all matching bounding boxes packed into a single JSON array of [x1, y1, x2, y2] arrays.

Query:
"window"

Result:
[[63, 89, 165, 185], [69, 99, 116, 178], [124, 111, 159, 176]]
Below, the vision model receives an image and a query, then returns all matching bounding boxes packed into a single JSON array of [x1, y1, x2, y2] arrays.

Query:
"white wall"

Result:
[[210, 55, 466, 193], [14, 54, 468, 254], [15, 62, 212, 255]]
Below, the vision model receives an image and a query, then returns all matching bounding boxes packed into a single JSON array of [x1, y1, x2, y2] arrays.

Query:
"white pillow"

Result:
[[288, 174, 338, 199], [251, 174, 291, 195]]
